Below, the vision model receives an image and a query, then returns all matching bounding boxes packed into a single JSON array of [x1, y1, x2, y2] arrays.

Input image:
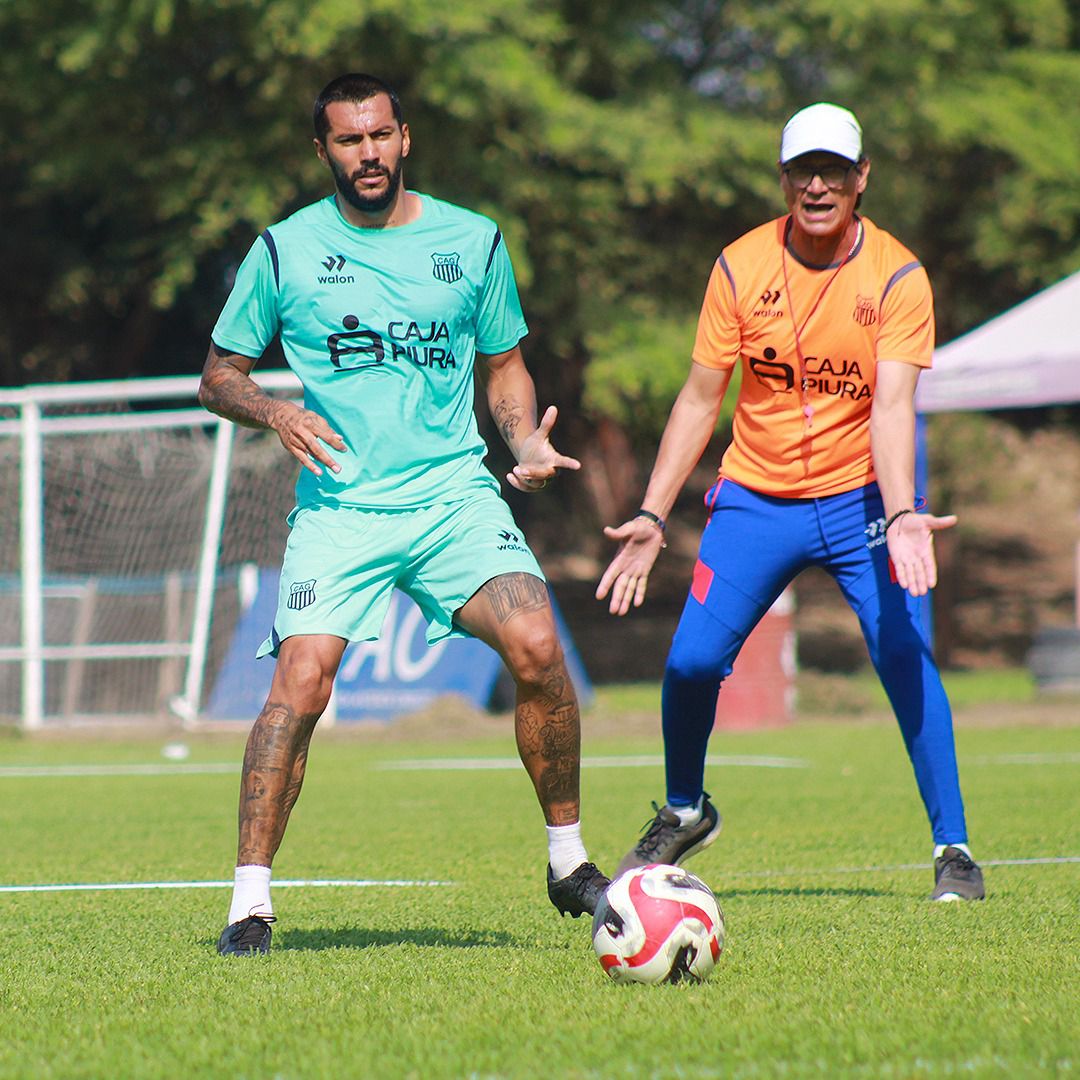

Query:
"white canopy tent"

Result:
[[915, 268, 1080, 668], [916, 269, 1080, 413]]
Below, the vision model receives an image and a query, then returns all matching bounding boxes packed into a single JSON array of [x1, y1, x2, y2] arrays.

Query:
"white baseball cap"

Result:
[[779, 103, 863, 164]]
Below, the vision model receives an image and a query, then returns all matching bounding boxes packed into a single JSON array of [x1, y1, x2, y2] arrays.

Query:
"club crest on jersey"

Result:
[[431, 252, 463, 284], [853, 294, 877, 326], [287, 579, 316, 610]]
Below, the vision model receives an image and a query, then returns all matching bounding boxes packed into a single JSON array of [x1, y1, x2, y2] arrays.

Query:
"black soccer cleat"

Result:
[[615, 795, 722, 878], [931, 846, 986, 902], [547, 861, 611, 919], [217, 914, 275, 956]]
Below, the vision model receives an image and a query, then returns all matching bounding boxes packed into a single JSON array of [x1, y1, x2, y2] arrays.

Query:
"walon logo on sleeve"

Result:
[[431, 252, 462, 283], [497, 530, 528, 553], [287, 579, 317, 610]]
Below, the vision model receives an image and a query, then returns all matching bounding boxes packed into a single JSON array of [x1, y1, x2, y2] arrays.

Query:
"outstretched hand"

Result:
[[887, 511, 957, 597], [507, 405, 581, 493], [596, 517, 666, 616]]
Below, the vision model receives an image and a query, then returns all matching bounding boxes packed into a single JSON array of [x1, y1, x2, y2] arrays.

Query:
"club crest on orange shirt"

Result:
[[853, 294, 877, 327]]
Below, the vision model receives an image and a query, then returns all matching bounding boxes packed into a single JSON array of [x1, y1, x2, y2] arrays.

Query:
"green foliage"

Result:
[[582, 305, 742, 434], [1, 0, 1079, 439]]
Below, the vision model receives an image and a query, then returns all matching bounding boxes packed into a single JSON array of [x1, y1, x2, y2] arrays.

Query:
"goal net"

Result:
[[0, 373, 300, 728]]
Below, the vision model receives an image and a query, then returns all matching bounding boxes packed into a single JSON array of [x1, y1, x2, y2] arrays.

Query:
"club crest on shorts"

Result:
[[287, 579, 317, 610], [431, 252, 462, 284]]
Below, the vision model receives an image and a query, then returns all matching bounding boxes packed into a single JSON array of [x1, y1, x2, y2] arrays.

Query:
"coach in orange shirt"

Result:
[[597, 103, 984, 902]]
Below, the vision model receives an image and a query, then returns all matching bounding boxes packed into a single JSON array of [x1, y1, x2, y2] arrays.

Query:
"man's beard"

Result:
[[330, 157, 403, 214]]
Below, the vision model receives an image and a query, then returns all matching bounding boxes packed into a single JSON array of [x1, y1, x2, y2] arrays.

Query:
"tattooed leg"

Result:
[[235, 634, 344, 866], [236, 702, 320, 866], [512, 666, 581, 826], [456, 573, 581, 825]]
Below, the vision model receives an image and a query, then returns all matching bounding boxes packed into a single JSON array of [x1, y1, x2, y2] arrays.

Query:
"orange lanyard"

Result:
[[780, 216, 861, 429]]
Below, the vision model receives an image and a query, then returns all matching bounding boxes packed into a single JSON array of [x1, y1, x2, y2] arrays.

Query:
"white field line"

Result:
[[964, 752, 1080, 766], [725, 855, 1080, 879], [1, 751, 1076, 781], [0, 879, 453, 894], [379, 754, 811, 771], [379, 750, 1080, 771], [4, 856, 1076, 895], [0, 763, 238, 778]]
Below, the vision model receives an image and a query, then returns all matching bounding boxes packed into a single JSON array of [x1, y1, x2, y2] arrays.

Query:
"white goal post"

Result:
[[0, 371, 302, 730]]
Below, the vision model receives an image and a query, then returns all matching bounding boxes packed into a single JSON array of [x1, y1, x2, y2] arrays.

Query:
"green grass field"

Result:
[[1, 682, 1078, 1079]]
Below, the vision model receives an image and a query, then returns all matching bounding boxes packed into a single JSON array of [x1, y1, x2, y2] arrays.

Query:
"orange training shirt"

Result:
[[692, 214, 935, 498]]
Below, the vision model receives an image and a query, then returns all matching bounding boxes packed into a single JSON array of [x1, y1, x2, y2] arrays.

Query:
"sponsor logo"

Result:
[[803, 356, 871, 400], [431, 252, 463, 284], [388, 320, 450, 342], [746, 346, 872, 401], [328, 315, 384, 371], [749, 347, 795, 391], [387, 321, 456, 368], [317, 254, 355, 285], [328, 315, 458, 372], [853, 294, 877, 327], [287, 579, 317, 610], [865, 516, 888, 549], [497, 529, 528, 552], [752, 288, 784, 319]]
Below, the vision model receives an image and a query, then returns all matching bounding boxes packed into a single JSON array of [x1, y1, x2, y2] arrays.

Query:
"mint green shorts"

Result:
[[256, 491, 544, 658]]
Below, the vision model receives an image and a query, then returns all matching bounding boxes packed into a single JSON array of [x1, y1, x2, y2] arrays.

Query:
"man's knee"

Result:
[[866, 617, 930, 675], [271, 644, 337, 713], [666, 627, 735, 685], [503, 620, 564, 688]]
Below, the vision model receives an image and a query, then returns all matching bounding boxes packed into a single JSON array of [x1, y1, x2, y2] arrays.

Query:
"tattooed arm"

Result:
[[478, 345, 580, 492], [199, 343, 346, 476]]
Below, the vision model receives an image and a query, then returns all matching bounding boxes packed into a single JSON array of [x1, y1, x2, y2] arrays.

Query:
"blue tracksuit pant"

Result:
[[662, 477, 968, 844]]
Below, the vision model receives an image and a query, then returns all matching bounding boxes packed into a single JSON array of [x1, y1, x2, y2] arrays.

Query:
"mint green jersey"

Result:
[[212, 193, 528, 509]]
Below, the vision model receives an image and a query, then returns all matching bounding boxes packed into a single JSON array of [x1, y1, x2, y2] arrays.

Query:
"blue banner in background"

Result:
[[206, 569, 592, 722]]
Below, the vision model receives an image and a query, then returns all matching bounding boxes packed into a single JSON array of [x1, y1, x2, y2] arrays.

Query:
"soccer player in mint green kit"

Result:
[[201, 73, 610, 956]]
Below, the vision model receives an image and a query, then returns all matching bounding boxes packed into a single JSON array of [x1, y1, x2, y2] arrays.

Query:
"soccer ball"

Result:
[[591, 863, 724, 984]]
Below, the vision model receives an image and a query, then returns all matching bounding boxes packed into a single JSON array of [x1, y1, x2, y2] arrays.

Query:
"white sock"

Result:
[[934, 843, 973, 860], [228, 864, 273, 925], [547, 823, 589, 879], [671, 797, 704, 827]]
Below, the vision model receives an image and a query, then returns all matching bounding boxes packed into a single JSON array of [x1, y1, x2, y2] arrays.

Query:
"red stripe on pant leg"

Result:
[[691, 560, 714, 605]]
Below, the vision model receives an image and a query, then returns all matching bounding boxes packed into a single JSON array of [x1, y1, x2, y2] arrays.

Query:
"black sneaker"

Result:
[[217, 914, 275, 955], [931, 847, 986, 901], [616, 795, 722, 877], [547, 861, 611, 919]]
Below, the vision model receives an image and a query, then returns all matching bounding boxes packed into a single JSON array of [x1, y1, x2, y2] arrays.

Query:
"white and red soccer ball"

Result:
[[591, 863, 724, 984]]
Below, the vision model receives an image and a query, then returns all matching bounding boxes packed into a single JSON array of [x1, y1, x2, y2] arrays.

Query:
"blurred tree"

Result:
[[1, 0, 1078, 528]]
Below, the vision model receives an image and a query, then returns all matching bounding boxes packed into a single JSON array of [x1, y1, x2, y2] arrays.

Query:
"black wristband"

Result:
[[884, 508, 915, 533], [635, 508, 666, 531], [635, 508, 667, 549]]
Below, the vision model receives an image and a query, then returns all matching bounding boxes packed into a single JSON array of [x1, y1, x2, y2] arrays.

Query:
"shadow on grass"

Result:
[[715, 885, 892, 899], [273, 925, 519, 952]]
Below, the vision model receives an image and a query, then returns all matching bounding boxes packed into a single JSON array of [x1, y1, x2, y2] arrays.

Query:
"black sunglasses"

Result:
[[782, 163, 858, 190]]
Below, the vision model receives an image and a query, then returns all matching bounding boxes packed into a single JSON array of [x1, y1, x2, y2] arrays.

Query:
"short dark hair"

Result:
[[313, 73, 403, 142]]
